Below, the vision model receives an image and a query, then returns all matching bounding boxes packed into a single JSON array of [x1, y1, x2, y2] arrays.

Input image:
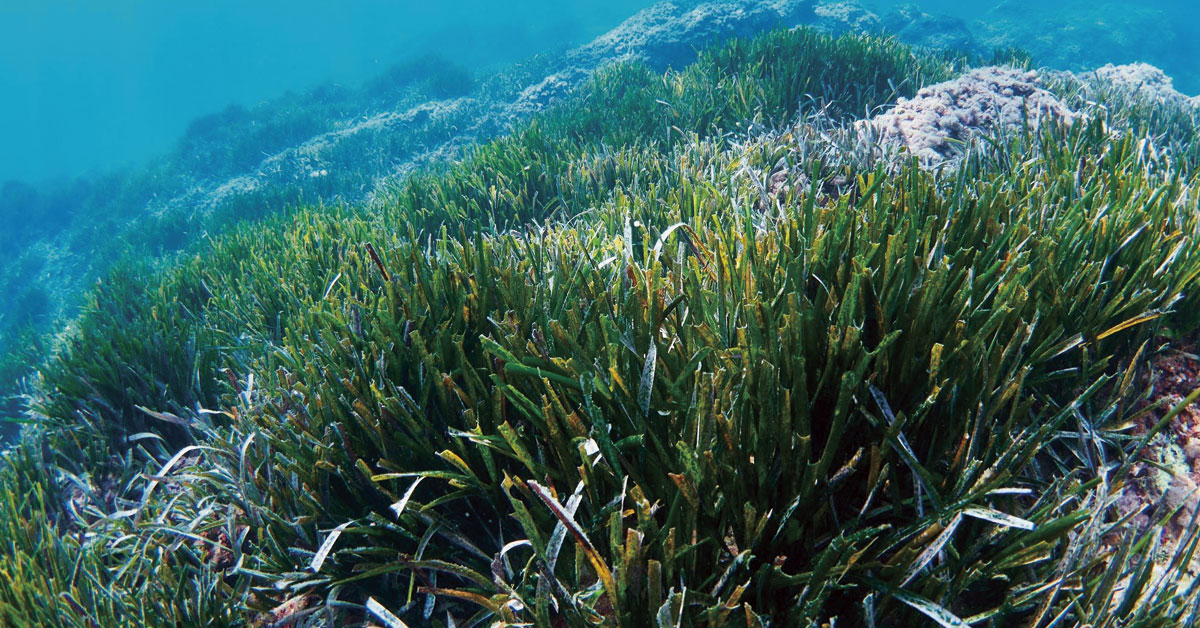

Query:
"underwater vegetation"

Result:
[[5, 21, 1200, 628], [6, 0, 1197, 441]]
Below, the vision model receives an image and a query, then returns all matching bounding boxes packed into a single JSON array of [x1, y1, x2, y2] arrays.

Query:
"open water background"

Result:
[[0, 0, 653, 184], [1, 0, 1197, 191]]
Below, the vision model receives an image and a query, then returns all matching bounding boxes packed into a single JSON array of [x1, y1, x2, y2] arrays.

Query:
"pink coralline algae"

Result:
[[858, 66, 1079, 164], [1090, 62, 1200, 108]]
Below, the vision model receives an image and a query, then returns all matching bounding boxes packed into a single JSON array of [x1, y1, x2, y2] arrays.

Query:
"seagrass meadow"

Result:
[[6, 27, 1200, 627]]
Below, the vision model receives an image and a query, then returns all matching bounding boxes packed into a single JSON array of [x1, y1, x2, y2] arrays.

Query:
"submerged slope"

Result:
[[7, 0, 1198, 416], [0, 0, 881, 397], [5, 21, 1200, 627]]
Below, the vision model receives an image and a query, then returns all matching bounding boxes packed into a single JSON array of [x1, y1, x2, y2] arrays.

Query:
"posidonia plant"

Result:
[[4, 27, 1200, 627]]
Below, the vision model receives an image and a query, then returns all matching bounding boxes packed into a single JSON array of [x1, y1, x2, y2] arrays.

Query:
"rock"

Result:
[[568, 0, 894, 72], [857, 66, 1079, 164], [214, 0, 898, 211], [972, 0, 1200, 94], [1185, 440, 1200, 465], [153, 0, 902, 227], [511, 68, 594, 115], [1086, 63, 1200, 108], [881, 4, 980, 54], [811, 1, 880, 34], [571, 1, 822, 71], [1163, 473, 1199, 521]]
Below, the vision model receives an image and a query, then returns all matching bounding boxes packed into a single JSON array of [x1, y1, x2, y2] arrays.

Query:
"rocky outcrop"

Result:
[[186, 0, 894, 211], [567, 0, 900, 72], [1086, 63, 1200, 109], [972, 0, 1200, 95], [1110, 342, 1200, 580], [850, 58, 1199, 166], [511, 67, 594, 116], [880, 4, 978, 54], [572, 1, 816, 70], [858, 67, 1078, 164], [811, 1, 880, 34]]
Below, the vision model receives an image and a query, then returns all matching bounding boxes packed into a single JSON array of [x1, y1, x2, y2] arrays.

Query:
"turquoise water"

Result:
[[2, 0, 1197, 184], [868, 0, 1200, 92], [0, 0, 654, 184]]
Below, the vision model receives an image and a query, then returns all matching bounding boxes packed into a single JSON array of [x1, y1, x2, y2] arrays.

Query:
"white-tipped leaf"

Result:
[[963, 506, 1036, 530], [893, 589, 970, 628], [310, 521, 351, 573], [366, 597, 410, 628], [390, 477, 425, 519], [987, 487, 1033, 497], [546, 481, 585, 570], [901, 513, 963, 586]]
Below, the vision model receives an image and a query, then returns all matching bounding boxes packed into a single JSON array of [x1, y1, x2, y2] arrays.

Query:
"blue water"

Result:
[[0, 0, 654, 184], [866, 0, 1200, 93], [3, 0, 1198, 185]]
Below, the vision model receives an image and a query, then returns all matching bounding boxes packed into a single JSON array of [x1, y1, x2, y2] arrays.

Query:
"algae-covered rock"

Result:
[[973, 0, 1200, 93], [881, 4, 980, 53], [571, 1, 818, 70], [858, 66, 1078, 163], [1088, 62, 1200, 108], [810, 0, 880, 33]]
